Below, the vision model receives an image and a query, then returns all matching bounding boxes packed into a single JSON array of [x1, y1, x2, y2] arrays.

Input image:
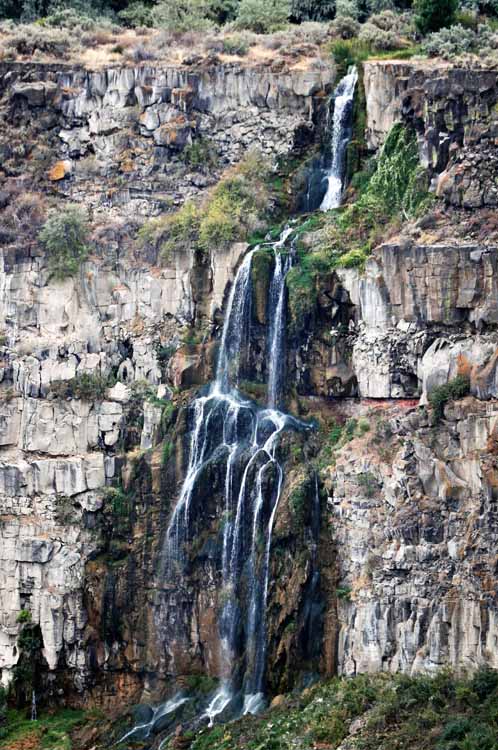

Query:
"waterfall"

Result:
[[320, 66, 358, 211], [158, 228, 301, 723]]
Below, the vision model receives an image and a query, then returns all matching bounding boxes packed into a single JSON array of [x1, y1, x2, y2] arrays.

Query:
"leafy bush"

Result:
[[222, 33, 250, 54], [336, 0, 361, 19], [290, 0, 335, 22], [43, 6, 97, 30], [49, 372, 113, 401], [140, 151, 270, 262], [118, 1, 154, 26], [151, 0, 214, 32], [39, 206, 90, 278], [331, 14, 361, 38], [235, 0, 291, 33], [414, 0, 458, 34], [358, 21, 401, 49], [181, 138, 219, 169], [16, 609, 32, 624], [3, 23, 75, 57], [421, 23, 494, 58], [428, 374, 470, 421]]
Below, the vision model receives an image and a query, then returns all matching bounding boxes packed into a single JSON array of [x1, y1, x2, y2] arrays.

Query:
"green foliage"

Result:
[[49, 372, 114, 401], [181, 139, 219, 170], [187, 669, 498, 750], [328, 419, 343, 446], [151, 0, 215, 31], [139, 201, 200, 263], [162, 440, 173, 465], [140, 152, 271, 262], [118, 1, 153, 26], [234, 0, 291, 32], [421, 23, 493, 58], [0, 707, 85, 750], [290, 0, 335, 21], [288, 482, 308, 523], [414, 0, 457, 33], [39, 206, 90, 279], [16, 609, 32, 624], [336, 585, 352, 599], [357, 471, 379, 497], [331, 37, 371, 75], [222, 33, 250, 54], [428, 375, 470, 421], [103, 486, 131, 517]]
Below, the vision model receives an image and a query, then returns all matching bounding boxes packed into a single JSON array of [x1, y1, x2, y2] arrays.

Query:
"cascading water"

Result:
[[320, 66, 358, 211], [158, 230, 304, 724]]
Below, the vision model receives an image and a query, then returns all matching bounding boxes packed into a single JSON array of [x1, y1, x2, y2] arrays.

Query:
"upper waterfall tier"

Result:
[[320, 66, 358, 211]]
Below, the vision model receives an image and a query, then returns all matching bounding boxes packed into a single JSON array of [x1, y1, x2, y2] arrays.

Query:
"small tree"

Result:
[[414, 0, 457, 34], [290, 0, 335, 21], [39, 206, 90, 279], [235, 0, 291, 32], [151, 0, 214, 32]]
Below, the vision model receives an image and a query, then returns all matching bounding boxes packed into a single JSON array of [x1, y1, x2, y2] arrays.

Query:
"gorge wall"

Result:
[[1, 54, 498, 731]]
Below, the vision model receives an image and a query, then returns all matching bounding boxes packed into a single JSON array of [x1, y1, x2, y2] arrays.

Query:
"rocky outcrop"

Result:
[[1, 61, 333, 219], [320, 242, 498, 400], [328, 397, 498, 675], [364, 61, 498, 208]]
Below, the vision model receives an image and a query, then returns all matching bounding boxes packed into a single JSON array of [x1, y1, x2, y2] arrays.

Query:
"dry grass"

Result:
[[0, 24, 330, 71]]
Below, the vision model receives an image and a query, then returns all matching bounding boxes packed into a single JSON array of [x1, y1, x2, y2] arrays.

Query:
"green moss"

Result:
[[162, 440, 173, 465]]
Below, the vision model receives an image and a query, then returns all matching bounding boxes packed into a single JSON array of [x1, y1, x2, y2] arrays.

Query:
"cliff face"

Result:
[[1, 55, 498, 726]]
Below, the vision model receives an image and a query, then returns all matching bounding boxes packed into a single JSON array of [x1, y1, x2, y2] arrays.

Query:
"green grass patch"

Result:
[[1, 708, 85, 750]]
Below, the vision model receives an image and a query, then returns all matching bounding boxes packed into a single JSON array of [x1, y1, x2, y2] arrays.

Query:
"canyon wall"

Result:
[[1, 56, 498, 718]]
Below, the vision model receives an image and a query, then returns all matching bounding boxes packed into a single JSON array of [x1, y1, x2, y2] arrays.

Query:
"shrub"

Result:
[[39, 206, 90, 278], [290, 0, 335, 21], [235, 0, 291, 33], [181, 139, 219, 169], [141, 151, 270, 262], [49, 372, 113, 401], [358, 22, 401, 49], [16, 609, 32, 624], [331, 37, 371, 73], [336, 0, 360, 19], [222, 33, 250, 55], [43, 7, 97, 30], [331, 14, 361, 38], [151, 0, 214, 32], [118, 1, 154, 27], [139, 201, 201, 262], [4, 24, 75, 57], [428, 374, 470, 421], [471, 667, 498, 700], [414, 0, 458, 34], [421, 23, 494, 58]]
